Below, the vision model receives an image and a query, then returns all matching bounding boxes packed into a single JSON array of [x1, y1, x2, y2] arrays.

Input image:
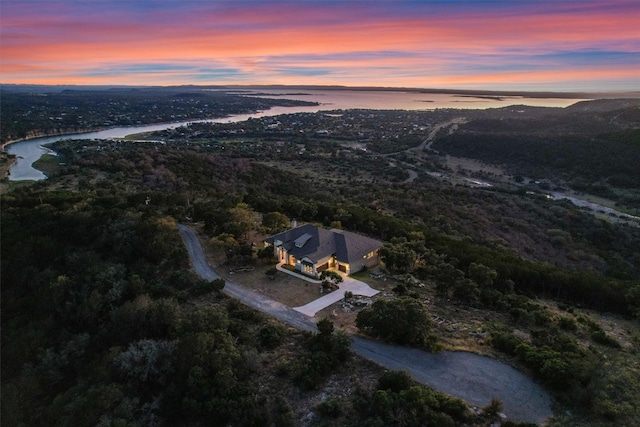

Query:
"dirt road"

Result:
[[178, 224, 553, 424]]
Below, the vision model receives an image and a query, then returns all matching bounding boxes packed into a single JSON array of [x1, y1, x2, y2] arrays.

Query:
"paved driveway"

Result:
[[293, 276, 379, 317]]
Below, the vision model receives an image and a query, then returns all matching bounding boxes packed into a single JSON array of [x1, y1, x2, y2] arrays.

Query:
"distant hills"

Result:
[[3, 83, 639, 99]]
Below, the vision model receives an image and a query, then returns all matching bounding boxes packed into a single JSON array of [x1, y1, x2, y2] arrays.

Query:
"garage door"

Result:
[[338, 264, 347, 273]]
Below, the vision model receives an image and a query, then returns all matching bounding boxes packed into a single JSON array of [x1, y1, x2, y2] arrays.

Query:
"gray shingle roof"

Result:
[[265, 224, 382, 264]]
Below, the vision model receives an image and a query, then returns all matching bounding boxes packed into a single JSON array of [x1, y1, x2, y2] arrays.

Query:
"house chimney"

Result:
[[291, 218, 297, 229]]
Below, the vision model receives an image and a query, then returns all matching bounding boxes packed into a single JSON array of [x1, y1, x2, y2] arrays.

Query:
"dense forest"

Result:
[[2, 95, 640, 426]]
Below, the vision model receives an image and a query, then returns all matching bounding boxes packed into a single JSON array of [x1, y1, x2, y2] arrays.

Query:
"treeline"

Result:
[[433, 130, 640, 191]]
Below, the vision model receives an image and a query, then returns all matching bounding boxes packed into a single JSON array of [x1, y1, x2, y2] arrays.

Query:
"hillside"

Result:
[[431, 99, 640, 209]]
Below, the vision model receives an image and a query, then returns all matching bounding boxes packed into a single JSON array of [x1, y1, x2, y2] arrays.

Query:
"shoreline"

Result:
[[1, 128, 108, 150], [0, 107, 281, 150], [1, 107, 298, 181]]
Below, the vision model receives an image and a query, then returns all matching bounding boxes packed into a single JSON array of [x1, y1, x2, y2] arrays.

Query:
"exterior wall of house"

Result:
[[364, 250, 380, 269], [296, 259, 316, 276], [290, 254, 334, 278], [348, 249, 380, 274], [275, 246, 285, 263], [274, 246, 296, 268], [315, 254, 333, 273]]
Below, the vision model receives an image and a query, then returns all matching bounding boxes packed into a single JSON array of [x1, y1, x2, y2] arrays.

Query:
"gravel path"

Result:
[[179, 224, 553, 424]]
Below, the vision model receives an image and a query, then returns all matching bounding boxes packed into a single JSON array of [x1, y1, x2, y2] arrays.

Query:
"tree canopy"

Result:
[[356, 297, 438, 350]]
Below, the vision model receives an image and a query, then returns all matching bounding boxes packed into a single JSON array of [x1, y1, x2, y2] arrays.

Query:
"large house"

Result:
[[264, 223, 383, 278]]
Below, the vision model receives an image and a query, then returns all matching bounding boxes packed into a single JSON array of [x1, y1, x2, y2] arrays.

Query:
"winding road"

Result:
[[178, 224, 552, 425], [419, 117, 468, 153]]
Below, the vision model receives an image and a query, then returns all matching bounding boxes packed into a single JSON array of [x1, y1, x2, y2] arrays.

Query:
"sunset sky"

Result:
[[1, 0, 638, 92]]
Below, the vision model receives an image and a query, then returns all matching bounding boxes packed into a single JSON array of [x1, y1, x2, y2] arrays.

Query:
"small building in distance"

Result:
[[264, 223, 382, 278]]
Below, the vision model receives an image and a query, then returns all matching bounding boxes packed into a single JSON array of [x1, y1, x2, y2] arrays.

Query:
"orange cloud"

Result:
[[1, 1, 638, 91]]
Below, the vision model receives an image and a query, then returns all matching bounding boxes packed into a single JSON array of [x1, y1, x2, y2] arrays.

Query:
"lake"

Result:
[[5, 89, 588, 181], [228, 88, 588, 110]]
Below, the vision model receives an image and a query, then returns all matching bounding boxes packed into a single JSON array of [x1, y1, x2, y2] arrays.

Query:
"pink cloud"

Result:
[[1, 1, 638, 90]]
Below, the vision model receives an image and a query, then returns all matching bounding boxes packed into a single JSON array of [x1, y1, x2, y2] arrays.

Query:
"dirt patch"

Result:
[[445, 155, 507, 179], [315, 302, 363, 334], [231, 266, 327, 308]]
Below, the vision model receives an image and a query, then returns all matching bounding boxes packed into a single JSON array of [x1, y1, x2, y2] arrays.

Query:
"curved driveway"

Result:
[[178, 224, 552, 425]]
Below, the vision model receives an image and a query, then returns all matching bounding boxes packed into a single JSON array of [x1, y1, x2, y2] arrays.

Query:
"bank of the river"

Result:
[[0, 152, 17, 193], [0, 127, 108, 150], [4, 104, 324, 181]]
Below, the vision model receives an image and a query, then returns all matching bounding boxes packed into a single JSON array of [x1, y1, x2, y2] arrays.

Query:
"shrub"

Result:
[[319, 270, 343, 284], [480, 288, 503, 307], [558, 316, 578, 331], [533, 309, 552, 326], [482, 397, 503, 419], [509, 307, 535, 325], [356, 297, 439, 350], [265, 267, 278, 280], [192, 278, 226, 295], [316, 398, 343, 418], [293, 321, 351, 390], [591, 330, 622, 348], [258, 324, 286, 349], [436, 394, 469, 421], [257, 246, 275, 261], [393, 283, 408, 295], [490, 330, 522, 355], [377, 370, 413, 392], [577, 315, 601, 331]]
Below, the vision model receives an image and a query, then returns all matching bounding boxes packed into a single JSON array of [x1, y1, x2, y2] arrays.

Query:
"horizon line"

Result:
[[2, 83, 639, 98]]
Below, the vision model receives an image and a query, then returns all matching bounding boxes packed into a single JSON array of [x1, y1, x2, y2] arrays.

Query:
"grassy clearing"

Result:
[[444, 155, 508, 178], [122, 131, 154, 140], [229, 264, 323, 308], [197, 232, 324, 308], [348, 270, 390, 291], [32, 154, 62, 177]]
